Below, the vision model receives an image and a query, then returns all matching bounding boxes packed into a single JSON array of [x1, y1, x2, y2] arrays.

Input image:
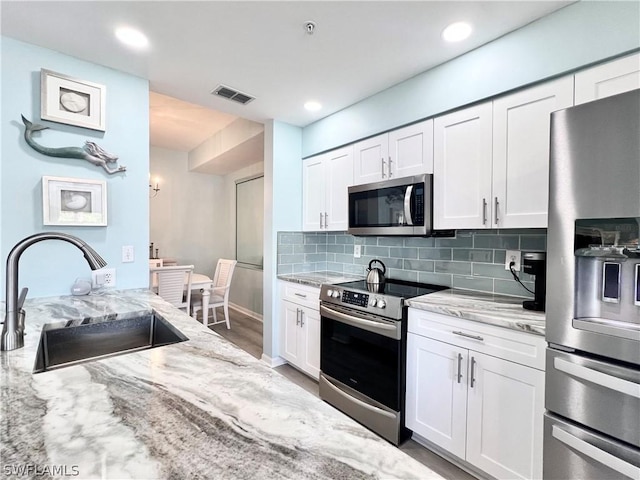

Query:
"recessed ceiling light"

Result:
[[442, 22, 472, 43], [115, 26, 149, 49], [304, 101, 322, 112]]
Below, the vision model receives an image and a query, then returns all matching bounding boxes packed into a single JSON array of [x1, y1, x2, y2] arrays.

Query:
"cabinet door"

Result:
[[279, 301, 300, 364], [302, 155, 326, 231], [325, 146, 353, 231], [433, 103, 493, 229], [388, 120, 434, 178], [466, 352, 545, 480], [406, 334, 468, 459], [492, 77, 574, 228], [353, 134, 389, 185], [575, 53, 640, 106], [299, 306, 320, 379]]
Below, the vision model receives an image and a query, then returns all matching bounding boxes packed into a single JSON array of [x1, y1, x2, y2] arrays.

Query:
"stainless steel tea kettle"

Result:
[[366, 259, 386, 285]]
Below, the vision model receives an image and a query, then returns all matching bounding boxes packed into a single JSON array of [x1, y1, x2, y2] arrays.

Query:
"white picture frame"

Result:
[[40, 69, 106, 131], [42, 176, 107, 226]]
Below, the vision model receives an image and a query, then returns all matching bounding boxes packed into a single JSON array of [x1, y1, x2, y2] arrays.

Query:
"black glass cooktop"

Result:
[[335, 279, 447, 299]]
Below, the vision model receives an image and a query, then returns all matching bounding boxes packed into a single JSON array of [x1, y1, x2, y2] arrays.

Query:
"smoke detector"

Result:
[[210, 84, 255, 105]]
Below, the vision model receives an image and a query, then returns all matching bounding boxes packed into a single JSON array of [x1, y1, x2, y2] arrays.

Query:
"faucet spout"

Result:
[[1, 232, 107, 351]]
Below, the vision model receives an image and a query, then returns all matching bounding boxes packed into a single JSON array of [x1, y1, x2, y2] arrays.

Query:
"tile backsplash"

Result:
[[277, 230, 547, 298]]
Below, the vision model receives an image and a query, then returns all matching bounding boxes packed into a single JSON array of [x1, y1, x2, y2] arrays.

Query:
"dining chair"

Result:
[[191, 259, 237, 328], [150, 265, 194, 312]]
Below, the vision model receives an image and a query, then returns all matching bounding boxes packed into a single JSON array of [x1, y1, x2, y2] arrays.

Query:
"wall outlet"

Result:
[[354, 244, 362, 258], [122, 245, 134, 263], [92, 268, 116, 288], [505, 250, 521, 271]]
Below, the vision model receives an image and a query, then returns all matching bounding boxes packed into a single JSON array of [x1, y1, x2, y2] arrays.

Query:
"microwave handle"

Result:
[[404, 185, 414, 226]]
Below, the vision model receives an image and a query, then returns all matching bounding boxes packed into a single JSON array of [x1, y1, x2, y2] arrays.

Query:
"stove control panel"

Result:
[[341, 290, 369, 308]]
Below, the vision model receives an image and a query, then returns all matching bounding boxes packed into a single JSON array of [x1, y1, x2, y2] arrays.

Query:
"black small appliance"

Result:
[[522, 251, 546, 311]]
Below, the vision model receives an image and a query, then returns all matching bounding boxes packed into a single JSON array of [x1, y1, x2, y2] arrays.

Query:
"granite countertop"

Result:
[[406, 289, 546, 336], [277, 271, 363, 288], [1, 289, 443, 480]]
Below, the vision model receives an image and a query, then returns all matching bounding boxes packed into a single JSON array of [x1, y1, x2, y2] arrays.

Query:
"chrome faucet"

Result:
[[1, 232, 107, 351]]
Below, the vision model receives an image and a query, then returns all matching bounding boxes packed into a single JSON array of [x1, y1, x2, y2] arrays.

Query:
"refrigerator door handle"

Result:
[[551, 425, 640, 479], [554, 357, 640, 399]]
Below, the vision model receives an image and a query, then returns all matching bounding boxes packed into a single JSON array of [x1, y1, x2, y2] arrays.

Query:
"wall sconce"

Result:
[[149, 176, 160, 198]]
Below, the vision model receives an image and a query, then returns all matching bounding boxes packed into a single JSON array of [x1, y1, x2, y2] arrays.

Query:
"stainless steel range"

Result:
[[318, 278, 446, 445]]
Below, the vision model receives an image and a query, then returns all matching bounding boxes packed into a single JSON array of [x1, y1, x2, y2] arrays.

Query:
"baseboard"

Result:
[[229, 302, 263, 322], [261, 353, 287, 368]]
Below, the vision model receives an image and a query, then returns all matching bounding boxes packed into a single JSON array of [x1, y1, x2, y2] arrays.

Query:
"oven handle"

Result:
[[321, 374, 396, 420], [320, 305, 399, 339], [551, 425, 640, 479]]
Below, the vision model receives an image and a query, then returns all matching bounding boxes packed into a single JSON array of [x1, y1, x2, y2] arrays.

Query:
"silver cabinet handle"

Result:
[[494, 197, 499, 225], [300, 310, 305, 327], [388, 156, 393, 177], [457, 353, 463, 383], [324, 212, 328, 228], [403, 185, 414, 226], [470, 356, 477, 388], [551, 425, 640, 479], [381, 158, 386, 178], [294, 292, 307, 298], [319, 212, 323, 229], [296, 308, 301, 326], [482, 198, 487, 225], [452, 330, 484, 341]]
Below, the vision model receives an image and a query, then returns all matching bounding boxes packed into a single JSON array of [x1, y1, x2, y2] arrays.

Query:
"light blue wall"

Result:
[[263, 120, 302, 360], [1, 37, 150, 299], [302, 1, 640, 157]]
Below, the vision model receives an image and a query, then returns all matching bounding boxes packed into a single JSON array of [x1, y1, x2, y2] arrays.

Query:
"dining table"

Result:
[[151, 271, 214, 325]]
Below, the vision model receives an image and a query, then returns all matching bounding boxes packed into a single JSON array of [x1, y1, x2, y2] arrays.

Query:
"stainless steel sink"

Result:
[[33, 311, 188, 373]]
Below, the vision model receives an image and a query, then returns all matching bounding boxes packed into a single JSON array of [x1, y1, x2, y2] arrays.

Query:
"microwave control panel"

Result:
[[414, 185, 424, 224]]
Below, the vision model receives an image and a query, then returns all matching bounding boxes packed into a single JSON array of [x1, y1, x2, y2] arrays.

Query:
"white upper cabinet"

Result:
[[353, 120, 433, 185], [433, 103, 493, 230], [575, 52, 640, 105], [434, 77, 574, 230], [492, 76, 574, 228], [302, 146, 353, 231]]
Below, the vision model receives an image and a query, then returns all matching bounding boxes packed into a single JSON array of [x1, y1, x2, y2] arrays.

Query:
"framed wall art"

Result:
[[42, 176, 107, 226], [40, 69, 106, 131]]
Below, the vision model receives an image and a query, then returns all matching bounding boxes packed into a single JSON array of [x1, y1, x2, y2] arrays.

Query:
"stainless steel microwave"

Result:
[[348, 174, 433, 236]]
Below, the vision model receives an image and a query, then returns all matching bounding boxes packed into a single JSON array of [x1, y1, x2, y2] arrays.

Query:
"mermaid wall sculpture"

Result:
[[21, 115, 126, 174]]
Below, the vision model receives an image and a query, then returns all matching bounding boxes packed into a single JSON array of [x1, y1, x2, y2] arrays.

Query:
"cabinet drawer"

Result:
[[408, 308, 546, 371], [280, 281, 320, 310]]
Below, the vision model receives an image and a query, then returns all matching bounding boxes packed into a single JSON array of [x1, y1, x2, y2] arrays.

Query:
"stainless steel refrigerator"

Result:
[[545, 89, 640, 479]]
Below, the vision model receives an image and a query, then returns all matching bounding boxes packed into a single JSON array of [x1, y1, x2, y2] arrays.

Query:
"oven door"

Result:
[[319, 303, 403, 411]]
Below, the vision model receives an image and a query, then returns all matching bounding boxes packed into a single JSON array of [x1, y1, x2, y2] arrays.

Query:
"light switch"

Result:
[[122, 245, 134, 263]]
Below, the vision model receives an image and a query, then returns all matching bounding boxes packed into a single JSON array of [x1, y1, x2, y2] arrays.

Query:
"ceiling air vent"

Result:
[[210, 84, 255, 105]]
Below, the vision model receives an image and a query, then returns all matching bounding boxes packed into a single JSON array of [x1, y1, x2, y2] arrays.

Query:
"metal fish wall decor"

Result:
[[21, 115, 126, 174]]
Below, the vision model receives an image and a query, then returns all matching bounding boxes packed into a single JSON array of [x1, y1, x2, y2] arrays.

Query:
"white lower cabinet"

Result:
[[406, 308, 545, 480], [278, 282, 321, 379]]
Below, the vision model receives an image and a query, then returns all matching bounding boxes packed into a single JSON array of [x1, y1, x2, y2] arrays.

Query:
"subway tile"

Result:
[[390, 247, 418, 259], [279, 233, 304, 244], [326, 253, 336, 262], [316, 244, 328, 253], [327, 244, 345, 254], [472, 263, 513, 280], [436, 234, 473, 248], [344, 263, 366, 276], [312, 261, 328, 271], [336, 235, 355, 245], [280, 254, 305, 264], [278, 245, 294, 255], [378, 237, 404, 247], [418, 272, 452, 287], [464, 229, 499, 235], [295, 244, 318, 254], [452, 249, 493, 263], [327, 262, 344, 273], [419, 248, 452, 260], [353, 237, 365, 245], [363, 237, 379, 245], [498, 228, 547, 235], [494, 250, 506, 265], [473, 235, 519, 249], [520, 235, 547, 252], [335, 253, 355, 264], [452, 275, 494, 293], [364, 246, 391, 257], [405, 237, 435, 247], [494, 279, 534, 298], [389, 268, 418, 282], [435, 261, 472, 275], [326, 235, 337, 244], [305, 253, 326, 263], [277, 264, 293, 275], [293, 263, 314, 273], [304, 233, 326, 245], [403, 259, 435, 272]]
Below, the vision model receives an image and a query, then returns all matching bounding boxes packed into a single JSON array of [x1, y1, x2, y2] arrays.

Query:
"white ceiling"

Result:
[[1, 1, 572, 156]]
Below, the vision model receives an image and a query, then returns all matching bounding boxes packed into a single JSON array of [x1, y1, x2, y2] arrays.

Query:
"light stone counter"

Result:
[[406, 289, 546, 336], [277, 271, 363, 288], [1, 289, 443, 480]]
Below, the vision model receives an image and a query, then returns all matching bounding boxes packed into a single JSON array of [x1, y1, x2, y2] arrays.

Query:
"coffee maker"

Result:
[[522, 252, 546, 311]]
